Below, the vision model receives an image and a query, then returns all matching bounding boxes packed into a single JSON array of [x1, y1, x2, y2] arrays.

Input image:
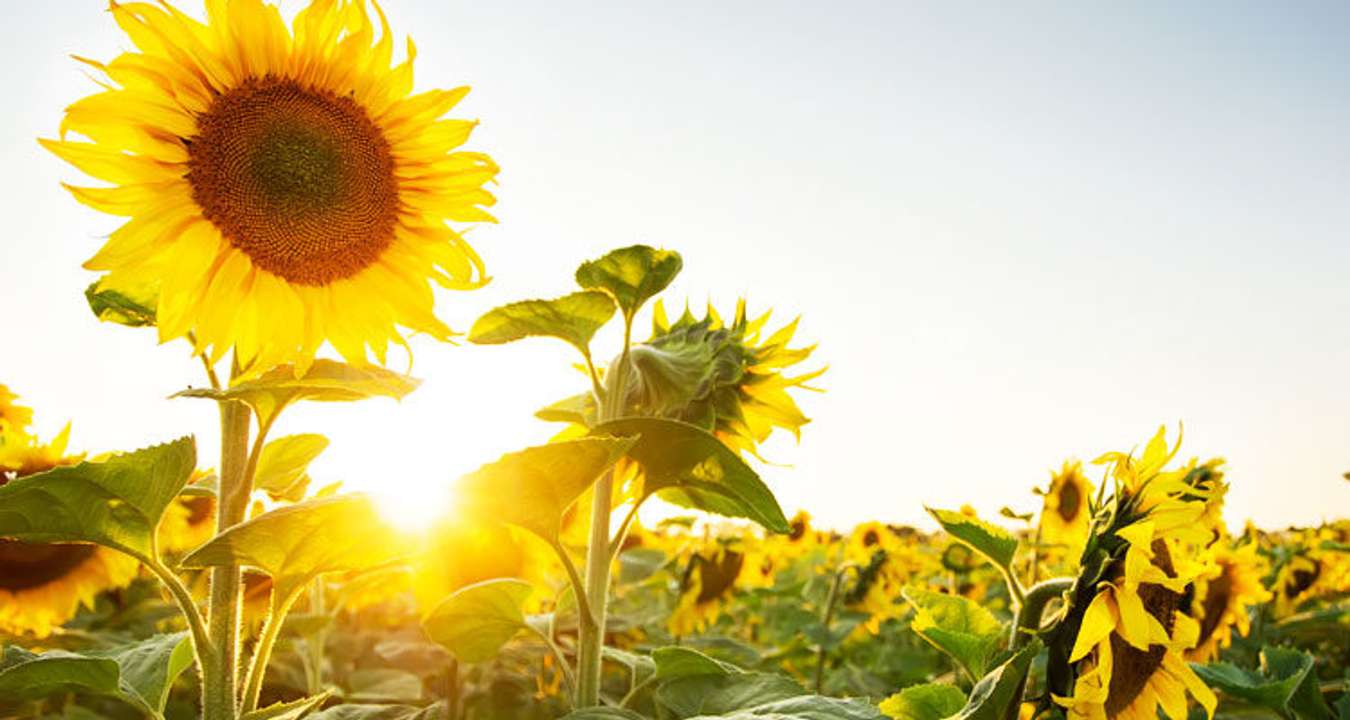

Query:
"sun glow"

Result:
[[368, 475, 457, 535]]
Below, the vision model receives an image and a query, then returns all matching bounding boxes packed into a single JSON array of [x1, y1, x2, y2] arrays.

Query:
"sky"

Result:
[[1, 1, 1347, 532]]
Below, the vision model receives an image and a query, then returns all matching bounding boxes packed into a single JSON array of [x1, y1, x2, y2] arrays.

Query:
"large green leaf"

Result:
[[926, 508, 1018, 575], [657, 671, 805, 718], [593, 418, 789, 533], [695, 696, 885, 719], [902, 588, 1005, 680], [1192, 646, 1330, 720], [468, 291, 616, 354], [575, 245, 683, 320], [180, 494, 408, 600], [454, 437, 635, 543], [421, 579, 533, 663], [560, 709, 648, 720], [947, 640, 1040, 720], [254, 433, 329, 502], [0, 634, 192, 715], [243, 691, 335, 720], [174, 360, 419, 425], [0, 436, 195, 560], [879, 683, 968, 720], [85, 280, 156, 327], [308, 706, 443, 720], [653, 646, 741, 680]]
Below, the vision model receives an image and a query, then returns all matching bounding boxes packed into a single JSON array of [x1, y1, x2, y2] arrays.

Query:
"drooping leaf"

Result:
[[946, 640, 1040, 720], [85, 280, 156, 327], [1192, 646, 1330, 720], [174, 360, 419, 425], [656, 671, 805, 719], [254, 433, 329, 502], [344, 669, 425, 703], [592, 417, 790, 533], [926, 508, 1018, 574], [180, 494, 408, 600], [243, 691, 335, 720], [454, 437, 635, 543], [0, 436, 195, 560], [879, 683, 968, 720], [96, 632, 195, 715], [902, 588, 1005, 680], [422, 579, 533, 663], [468, 291, 616, 354], [652, 646, 741, 680], [575, 245, 683, 320]]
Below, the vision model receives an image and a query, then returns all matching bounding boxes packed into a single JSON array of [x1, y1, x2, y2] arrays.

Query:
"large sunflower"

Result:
[[45, 0, 498, 370], [1039, 460, 1094, 550]]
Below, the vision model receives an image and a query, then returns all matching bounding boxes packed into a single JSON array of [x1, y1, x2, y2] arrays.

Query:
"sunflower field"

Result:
[[2, 1, 1348, 720]]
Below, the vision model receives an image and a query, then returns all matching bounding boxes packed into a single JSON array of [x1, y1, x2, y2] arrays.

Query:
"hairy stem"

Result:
[[203, 386, 251, 720], [241, 588, 303, 713]]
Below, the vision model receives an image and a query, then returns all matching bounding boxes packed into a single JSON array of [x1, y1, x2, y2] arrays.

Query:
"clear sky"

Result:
[[2, 1, 1347, 531]]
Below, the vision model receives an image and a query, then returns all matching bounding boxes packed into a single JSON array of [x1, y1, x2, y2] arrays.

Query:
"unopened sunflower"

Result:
[[1039, 460, 1094, 550], [45, 0, 498, 370]]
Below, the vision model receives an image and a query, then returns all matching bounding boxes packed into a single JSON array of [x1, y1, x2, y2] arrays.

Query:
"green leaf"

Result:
[[946, 640, 1040, 720], [575, 245, 683, 320], [309, 706, 440, 720], [243, 691, 335, 720], [344, 669, 424, 703], [1192, 646, 1330, 720], [656, 671, 805, 719], [454, 437, 635, 543], [699, 695, 886, 719], [880, 683, 968, 720], [95, 632, 194, 714], [926, 508, 1018, 574], [593, 417, 790, 534], [652, 646, 741, 680], [255, 434, 329, 502], [0, 436, 195, 560], [180, 494, 408, 601], [85, 280, 156, 327], [468, 291, 616, 354], [421, 579, 533, 663], [535, 392, 597, 427], [174, 360, 419, 425], [559, 709, 648, 720], [902, 588, 1005, 680]]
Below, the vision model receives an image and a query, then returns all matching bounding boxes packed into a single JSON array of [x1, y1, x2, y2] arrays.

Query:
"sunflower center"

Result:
[[692, 551, 744, 604], [1197, 564, 1235, 645], [186, 76, 399, 286], [0, 539, 97, 591], [1057, 477, 1082, 523], [1104, 541, 1181, 716]]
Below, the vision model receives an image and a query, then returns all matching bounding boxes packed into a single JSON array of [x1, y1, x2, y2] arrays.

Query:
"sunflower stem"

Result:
[[241, 587, 303, 714], [1004, 577, 1075, 720]]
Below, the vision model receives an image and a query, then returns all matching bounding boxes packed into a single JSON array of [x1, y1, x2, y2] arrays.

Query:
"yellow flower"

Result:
[[45, 0, 498, 371], [636, 299, 824, 459], [1184, 540, 1270, 662], [0, 384, 34, 440], [1039, 460, 1094, 551], [157, 471, 218, 555], [669, 544, 745, 637], [1271, 525, 1350, 617]]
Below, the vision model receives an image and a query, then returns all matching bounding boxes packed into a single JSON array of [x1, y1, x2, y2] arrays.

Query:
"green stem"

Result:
[[204, 383, 251, 720], [305, 581, 327, 695], [550, 539, 596, 631], [145, 557, 215, 677], [606, 499, 644, 567], [241, 588, 303, 713], [1004, 577, 1075, 720], [813, 564, 856, 695]]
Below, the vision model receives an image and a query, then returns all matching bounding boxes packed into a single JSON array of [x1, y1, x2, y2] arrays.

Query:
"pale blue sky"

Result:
[[2, 1, 1347, 530]]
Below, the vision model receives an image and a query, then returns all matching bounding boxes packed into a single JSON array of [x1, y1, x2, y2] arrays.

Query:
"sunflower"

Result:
[[45, 0, 498, 371], [0, 429, 138, 638], [0, 385, 34, 440], [1184, 540, 1270, 662], [668, 544, 745, 637], [1039, 460, 1094, 550], [1271, 526, 1350, 617]]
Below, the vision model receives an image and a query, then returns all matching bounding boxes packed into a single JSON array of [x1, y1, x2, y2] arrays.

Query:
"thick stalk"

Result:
[[204, 394, 251, 720]]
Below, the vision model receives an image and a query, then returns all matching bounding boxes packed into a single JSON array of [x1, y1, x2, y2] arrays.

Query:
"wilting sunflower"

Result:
[[0, 424, 138, 638], [1184, 540, 1270, 662], [1039, 460, 1094, 550], [45, 0, 498, 370], [624, 299, 824, 459]]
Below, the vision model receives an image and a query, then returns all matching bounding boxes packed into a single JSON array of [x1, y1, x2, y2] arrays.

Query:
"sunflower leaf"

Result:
[[454, 437, 635, 543], [242, 691, 336, 720], [925, 507, 1018, 575], [308, 705, 445, 720], [575, 245, 683, 320], [592, 418, 790, 534], [559, 709, 649, 720], [468, 291, 616, 355], [179, 493, 409, 601], [254, 433, 329, 502], [879, 683, 968, 720], [0, 436, 195, 561], [652, 646, 741, 680], [173, 360, 419, 425], [85, 280, 156, 328], [902, 588, 1006, 680], [422, 578, 533, 663], [1191, 646, 1330, 720], [0, 634, 193, 715], [945, 639, 1040, 720], [655, 670, 804, 718], [96, 632, 195, 715]]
